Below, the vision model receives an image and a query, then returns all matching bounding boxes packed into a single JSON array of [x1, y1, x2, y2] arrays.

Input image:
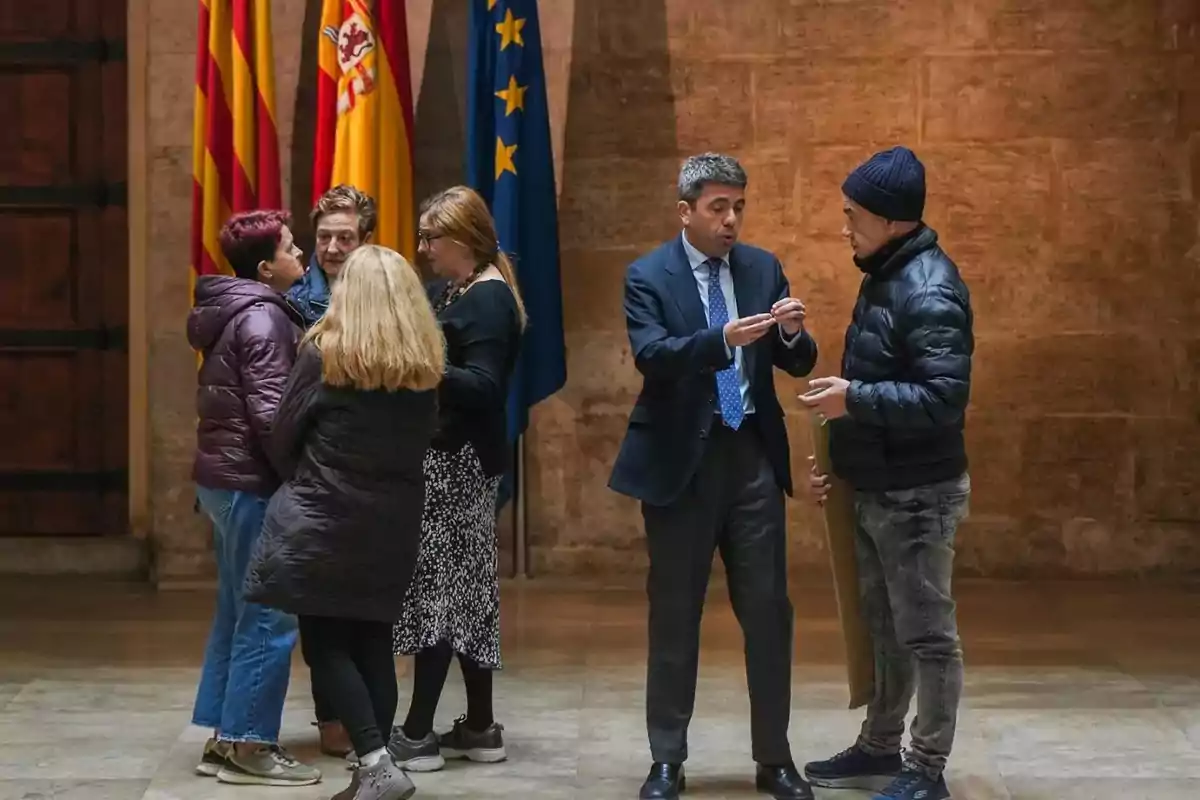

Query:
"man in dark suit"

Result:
[[609, 153, 818, 800]]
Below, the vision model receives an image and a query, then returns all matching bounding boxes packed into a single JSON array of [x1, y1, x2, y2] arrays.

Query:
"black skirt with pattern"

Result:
[[392, 442, 502, 668]]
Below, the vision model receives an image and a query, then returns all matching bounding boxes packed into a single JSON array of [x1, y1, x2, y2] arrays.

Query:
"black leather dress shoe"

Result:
[[640, 762, 685, 799], [755, 762, 814, 799]]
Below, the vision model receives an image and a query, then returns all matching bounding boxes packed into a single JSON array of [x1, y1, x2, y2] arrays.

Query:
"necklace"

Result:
[[433, 264, 488, 314]]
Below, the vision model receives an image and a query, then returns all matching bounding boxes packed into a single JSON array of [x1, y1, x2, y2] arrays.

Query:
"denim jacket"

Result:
[[286, 255, 331, 329]]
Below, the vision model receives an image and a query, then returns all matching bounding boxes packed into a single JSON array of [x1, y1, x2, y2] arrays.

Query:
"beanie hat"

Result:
[[841, 146, 926, 222]]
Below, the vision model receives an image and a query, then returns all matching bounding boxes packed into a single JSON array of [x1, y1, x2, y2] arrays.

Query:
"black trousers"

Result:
[[642, 422, 794, 766], [298, 615, 397, 758], [313, 684, 336, 724]]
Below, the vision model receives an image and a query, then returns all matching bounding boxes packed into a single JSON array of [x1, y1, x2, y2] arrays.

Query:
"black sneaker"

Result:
[[803, 744, 901, 791], [871, 765, 950, 800], [437, 715, 507, 763], [387, 727, 445, 772]]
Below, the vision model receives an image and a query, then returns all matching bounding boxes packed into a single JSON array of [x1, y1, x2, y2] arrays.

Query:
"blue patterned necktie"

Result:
[[705, 258, 744, 430]]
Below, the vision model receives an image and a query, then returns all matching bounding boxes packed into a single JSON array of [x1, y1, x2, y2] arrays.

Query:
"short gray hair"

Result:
[[678, 153, 747, 204]]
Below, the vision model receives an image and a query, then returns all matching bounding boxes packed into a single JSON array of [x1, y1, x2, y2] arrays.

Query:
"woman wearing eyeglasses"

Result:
[[389, 186, 524, 772]]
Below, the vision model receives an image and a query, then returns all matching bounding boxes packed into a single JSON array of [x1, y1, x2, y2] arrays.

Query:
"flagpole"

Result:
[[514, 433, 528, 578]]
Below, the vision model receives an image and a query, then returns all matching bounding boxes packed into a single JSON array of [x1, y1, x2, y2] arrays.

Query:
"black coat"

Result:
[[244, 343, 437, 622], [608, 237, 818, 507], [828, 225, 974, 491]]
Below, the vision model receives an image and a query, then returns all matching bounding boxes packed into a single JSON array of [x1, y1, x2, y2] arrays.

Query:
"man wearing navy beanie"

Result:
[[799, 146, 974, 800]]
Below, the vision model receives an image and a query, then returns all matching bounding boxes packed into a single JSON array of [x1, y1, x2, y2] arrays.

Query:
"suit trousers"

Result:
[[642, 421, 794, 766]]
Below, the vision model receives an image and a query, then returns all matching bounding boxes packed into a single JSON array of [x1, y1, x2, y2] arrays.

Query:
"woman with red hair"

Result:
[[186, 210, 321, 787]]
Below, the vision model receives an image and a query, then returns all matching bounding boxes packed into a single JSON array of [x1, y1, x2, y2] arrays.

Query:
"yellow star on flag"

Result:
[[495, 136, 518, 179], [488, 0, 496, 8], [495, 9, 525, 50], [495, 74, 527, 116]]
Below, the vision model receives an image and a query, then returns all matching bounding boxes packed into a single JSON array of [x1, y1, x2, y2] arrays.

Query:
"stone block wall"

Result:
[[140, 0, 1200, 583]]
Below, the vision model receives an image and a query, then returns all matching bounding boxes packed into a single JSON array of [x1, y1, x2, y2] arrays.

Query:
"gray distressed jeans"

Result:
[[852, 472, 970, 778]]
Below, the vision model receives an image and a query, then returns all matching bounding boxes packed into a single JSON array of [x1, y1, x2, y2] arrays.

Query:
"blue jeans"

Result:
[[192, 486, 298, 743]]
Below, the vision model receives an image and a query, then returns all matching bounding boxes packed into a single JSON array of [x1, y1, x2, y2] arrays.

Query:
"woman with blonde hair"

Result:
[[389, 186, 524, 771], [245, 245, 443, 800]]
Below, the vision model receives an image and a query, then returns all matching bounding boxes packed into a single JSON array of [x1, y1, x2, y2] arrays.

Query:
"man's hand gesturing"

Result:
[[723, 314, 776, 348], [770, 298, 806, 336]]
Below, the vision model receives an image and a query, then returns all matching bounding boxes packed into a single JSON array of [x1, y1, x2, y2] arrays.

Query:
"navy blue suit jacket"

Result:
[[608, 237, 818, 507]]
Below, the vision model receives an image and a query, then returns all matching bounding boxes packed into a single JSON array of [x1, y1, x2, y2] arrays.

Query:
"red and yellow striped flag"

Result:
[[312, 0, 415, 258], [191, 0, 282, 277]]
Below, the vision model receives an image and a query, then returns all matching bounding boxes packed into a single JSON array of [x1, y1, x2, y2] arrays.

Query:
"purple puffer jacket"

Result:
[[187, 275, 304, 495]]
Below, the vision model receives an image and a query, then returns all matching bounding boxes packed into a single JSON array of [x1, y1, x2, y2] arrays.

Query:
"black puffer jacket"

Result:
[[828, 225, 974, 491], [244, 344, 437, 622]]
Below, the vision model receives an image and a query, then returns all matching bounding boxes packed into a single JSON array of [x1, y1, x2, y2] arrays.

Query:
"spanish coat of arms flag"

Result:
[[312, 0, 416, 259]]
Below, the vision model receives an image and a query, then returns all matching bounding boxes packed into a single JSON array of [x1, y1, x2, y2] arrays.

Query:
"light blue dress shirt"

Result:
[[681, 232, 803, 417]]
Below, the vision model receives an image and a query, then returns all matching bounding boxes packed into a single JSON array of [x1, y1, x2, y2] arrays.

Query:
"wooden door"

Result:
[[0, 0, 128, 536]]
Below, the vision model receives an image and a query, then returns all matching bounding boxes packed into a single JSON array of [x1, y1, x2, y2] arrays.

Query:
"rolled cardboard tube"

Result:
[[809, 414, 875, 710]]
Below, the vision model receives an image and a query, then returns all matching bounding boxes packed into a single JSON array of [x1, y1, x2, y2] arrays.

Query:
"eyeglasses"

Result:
[[417, 230, 443, 245]]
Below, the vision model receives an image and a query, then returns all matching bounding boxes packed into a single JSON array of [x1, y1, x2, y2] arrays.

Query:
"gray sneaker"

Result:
[[387, 727, 445, 772], [216, 744, 322, 786], [195, 738, 230, 777], [438, 715, 506, 763], [340, 756, 415, 800]]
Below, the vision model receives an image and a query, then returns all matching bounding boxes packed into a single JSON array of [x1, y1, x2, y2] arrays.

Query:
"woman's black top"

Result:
[[428, 278, 521, 477]]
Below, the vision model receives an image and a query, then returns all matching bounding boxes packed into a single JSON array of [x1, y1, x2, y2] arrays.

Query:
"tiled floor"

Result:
[[0, 575, 1197, 799]]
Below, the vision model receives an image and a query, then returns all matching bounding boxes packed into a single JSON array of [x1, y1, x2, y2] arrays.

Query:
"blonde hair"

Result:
[[420, 185, 527, 329], [305, 245, 444, 391]]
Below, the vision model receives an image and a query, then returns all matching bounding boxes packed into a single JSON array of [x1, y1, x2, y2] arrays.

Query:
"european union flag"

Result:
[[466, 0, 567, 443]]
